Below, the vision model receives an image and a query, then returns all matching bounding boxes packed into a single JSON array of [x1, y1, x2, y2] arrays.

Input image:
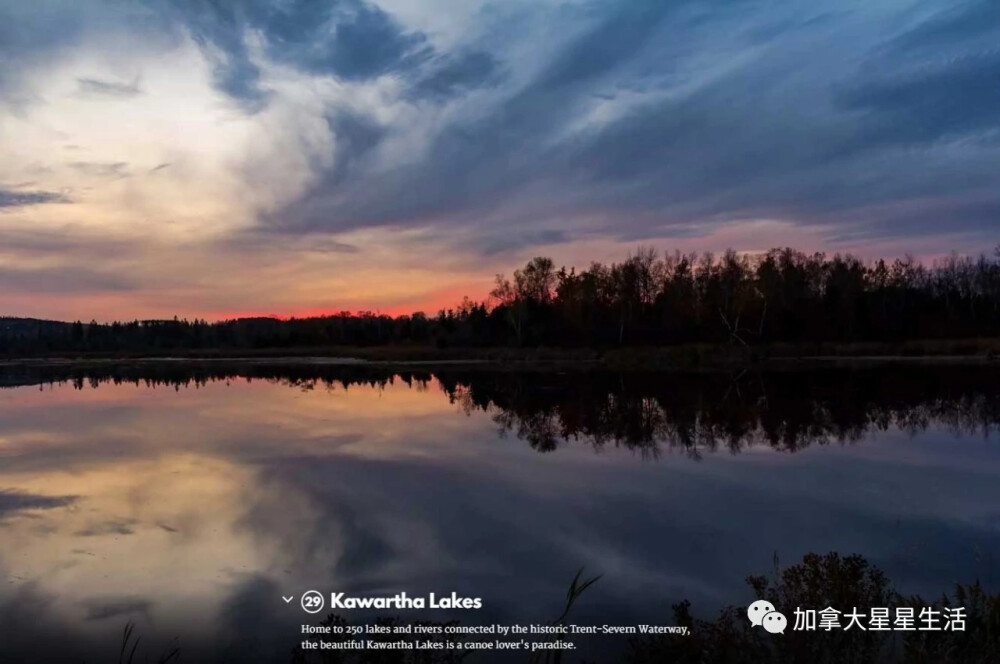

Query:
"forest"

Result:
[[2, 246, 1000, 355]]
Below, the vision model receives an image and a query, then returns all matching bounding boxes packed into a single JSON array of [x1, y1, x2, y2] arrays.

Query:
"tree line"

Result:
[[2, 246, 999, 354]]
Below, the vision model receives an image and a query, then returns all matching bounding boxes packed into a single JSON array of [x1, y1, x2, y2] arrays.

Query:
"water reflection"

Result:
[[0, 363, 997, 662], [440, 367, 1000, 455], [5, 362, 999, 455]]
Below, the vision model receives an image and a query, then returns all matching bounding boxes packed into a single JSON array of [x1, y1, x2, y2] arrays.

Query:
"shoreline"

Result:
[[1, 341, 998, 371]]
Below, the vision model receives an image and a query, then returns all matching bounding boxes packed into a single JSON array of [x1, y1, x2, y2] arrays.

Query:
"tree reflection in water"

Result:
[[4, 363, 997, 457]]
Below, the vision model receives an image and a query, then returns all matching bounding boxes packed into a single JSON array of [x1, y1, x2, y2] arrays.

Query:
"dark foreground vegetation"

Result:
[[3, 362, 998, 456], [3, 247, 1000, 356], [630, 552, 999, 664]]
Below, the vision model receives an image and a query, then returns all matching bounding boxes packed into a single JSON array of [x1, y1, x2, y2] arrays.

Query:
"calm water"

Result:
[[1, 364, 998, 662]]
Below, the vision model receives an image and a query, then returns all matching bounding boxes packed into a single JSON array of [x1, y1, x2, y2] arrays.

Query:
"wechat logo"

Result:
[[748, 600, 787, 634]]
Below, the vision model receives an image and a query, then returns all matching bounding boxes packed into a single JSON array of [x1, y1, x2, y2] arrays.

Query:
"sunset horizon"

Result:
[[3, 1, 997, 323], [3, 242, 995, 325]]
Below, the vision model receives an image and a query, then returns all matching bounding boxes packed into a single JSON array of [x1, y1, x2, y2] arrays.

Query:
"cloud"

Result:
[[273, 3, 430, 79], [243, 0, 1000, 251], [0, 188, 68, 208], [0, 266, 136, 294], [216, 229, 360, 255], [0, 490, 76, 520], [478, 228, 570, 256], [74, 518, 138, 537], [837, 50, 1000, 147], [0, 229, 138, 259], [408, 50, 502, 99], [167, 0, 435, 110], [77, 76, 142, 98], [68, 161, 131, 179], [887, 1, 999, 55], [0, 2, 174, 108]]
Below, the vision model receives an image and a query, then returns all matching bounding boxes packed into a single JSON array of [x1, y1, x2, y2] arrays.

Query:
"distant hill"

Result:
[[0, 317, 74, 335]]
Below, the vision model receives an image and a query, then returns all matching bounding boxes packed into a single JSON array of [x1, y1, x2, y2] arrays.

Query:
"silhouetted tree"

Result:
[[2, 246, 999, 355]]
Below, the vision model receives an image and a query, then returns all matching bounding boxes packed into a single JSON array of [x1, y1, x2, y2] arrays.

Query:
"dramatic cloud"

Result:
[[268, 0, 1000, 247], [0, 0, 996, 320]]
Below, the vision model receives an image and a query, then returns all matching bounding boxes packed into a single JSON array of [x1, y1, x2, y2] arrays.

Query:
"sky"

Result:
[[0, 0, 997, 321]]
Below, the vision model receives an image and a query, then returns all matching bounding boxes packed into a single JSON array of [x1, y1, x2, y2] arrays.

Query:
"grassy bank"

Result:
[[2, 338, 999, 369]]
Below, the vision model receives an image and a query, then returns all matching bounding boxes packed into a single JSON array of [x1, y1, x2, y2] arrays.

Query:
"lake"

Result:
[[1, 363, 998, 662]]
